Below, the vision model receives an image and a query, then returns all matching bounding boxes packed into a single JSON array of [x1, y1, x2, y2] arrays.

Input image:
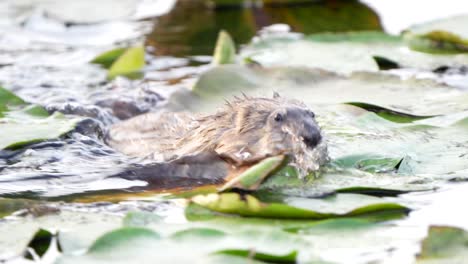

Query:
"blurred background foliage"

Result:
[[147, 0, 382, 56]]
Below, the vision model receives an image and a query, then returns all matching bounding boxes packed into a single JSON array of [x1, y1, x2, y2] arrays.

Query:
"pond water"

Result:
[[1, 0, 468, 263]]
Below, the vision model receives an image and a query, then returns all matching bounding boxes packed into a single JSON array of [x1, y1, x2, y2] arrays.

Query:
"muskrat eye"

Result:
[[274, 113, 284, 122], [307, 111, 316, 118]]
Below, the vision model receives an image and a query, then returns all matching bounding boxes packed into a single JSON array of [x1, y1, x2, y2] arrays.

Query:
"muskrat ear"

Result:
[[273, 92, 281, 99]]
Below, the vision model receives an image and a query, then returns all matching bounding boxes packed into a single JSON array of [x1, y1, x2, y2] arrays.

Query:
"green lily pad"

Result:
[[220, 155, 285, 191], [216, 249, 297, 263], [404, 31, 468, 54], [90, 47, 127, 68], [192, 65, 468, 116], [240, 32, 468, 73], [107, 46, 145, 80], [0, 87, 81, 150], [88, 227, 161, 253], [189, 192, 409, 220], [212, 30, 236, 65], [345, 102, 435, 123], [56, 214, 313, 264], [331, 154, 402, 173], [418, 226, 468, 263], [409, 15, 468, 39], [0, 86, 25, 107], [260, 165, 435, 198], [406, 15, 468, 54], [171, 228, 226, 241]]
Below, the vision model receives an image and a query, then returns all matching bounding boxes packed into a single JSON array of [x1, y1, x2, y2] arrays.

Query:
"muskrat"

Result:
[[106, 94, 328, 175]]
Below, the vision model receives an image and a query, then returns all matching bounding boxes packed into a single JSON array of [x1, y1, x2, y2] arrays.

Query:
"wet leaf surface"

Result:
[[0, 87, 82, 150], [189, 192, 409, 220], [406, 15, 468, 54], [241, 32, 468, 73], [107, 46, 145, 79]]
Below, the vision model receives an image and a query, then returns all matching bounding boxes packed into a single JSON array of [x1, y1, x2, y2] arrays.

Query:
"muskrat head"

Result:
[[267, 106, 322, 150], [217, 94, 329, 176]]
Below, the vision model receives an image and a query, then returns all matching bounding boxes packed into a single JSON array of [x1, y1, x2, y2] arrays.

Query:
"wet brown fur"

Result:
[[107, 95, 328, 171]]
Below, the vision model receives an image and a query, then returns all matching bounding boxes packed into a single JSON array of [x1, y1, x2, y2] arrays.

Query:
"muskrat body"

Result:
[[106, 95, 328, 174]]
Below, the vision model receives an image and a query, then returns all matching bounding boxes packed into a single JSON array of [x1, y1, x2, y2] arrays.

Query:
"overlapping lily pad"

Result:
[[91, 46, 145, 79], [56, 219, 314, 264], [192, 65, 468, 116], [0, 87, 81, 150], [405, 15, 468, 54], [189, 192, 408, 220], [241, 31, 468, 73], [418, 226, 468, 263]]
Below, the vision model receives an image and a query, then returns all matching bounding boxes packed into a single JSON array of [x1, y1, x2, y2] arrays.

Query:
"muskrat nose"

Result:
[[302, 124, 322, 148]]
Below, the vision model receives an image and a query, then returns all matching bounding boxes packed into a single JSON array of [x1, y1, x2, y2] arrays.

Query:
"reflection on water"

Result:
[[147, 0, 382, 56]]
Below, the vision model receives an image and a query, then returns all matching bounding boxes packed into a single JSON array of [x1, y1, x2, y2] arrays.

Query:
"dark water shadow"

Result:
[[147, 0, 382, 56]]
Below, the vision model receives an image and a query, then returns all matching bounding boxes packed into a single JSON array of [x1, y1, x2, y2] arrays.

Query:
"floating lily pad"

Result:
[[260, 165, 435, 198], [0, 87, 81, 150], [404, 31, 468, 54], [192, 65, 468, 116], [331, 154, 402, 173], [189, 192, 409, 220], [90, 47, 127, 68], [345, 102, 435, 123], [240, 32, 468, 73], [56, 216, 313, 264], [171, 228, 226, 241], [406, 15, 468, 54], [418, 225, 468, 263], [88, 227, 161, 253], [215, 249, 297, 263], [0, 86, 25, 108]]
